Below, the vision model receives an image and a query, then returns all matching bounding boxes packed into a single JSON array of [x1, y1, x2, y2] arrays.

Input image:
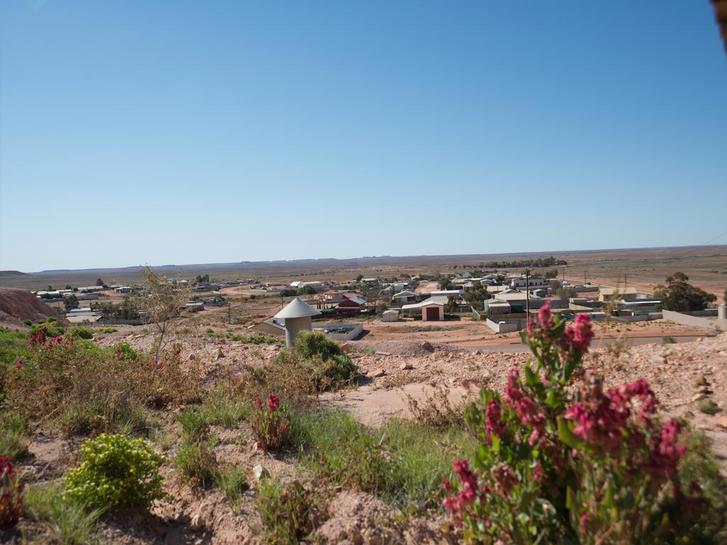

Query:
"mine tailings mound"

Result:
[[0, 288, 67, 328]]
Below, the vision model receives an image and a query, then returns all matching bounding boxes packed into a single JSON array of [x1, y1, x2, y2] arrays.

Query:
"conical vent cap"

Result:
[[274, 297, 321, 319]]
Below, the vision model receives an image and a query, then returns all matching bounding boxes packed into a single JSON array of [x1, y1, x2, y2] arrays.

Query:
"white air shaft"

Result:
[[274, 297, 321, 348]]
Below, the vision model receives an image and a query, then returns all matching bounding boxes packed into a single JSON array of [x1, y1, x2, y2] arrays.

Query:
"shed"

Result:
[[401, 295, 447, 321], [382, 309, 400, 322], [274, 297, 321, 347]]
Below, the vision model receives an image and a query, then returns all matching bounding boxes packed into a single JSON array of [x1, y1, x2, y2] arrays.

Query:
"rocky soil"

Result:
[[11, 327, 727, 544]]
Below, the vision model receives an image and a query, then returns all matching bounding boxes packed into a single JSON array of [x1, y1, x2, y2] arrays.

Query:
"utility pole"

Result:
[[525, 269, 530, 317]]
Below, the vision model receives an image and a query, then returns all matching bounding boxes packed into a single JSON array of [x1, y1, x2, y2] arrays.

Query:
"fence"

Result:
[[662, 310, 727, 332]]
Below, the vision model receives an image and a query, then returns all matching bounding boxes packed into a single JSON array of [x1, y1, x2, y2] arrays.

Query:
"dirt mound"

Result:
[[0, 288, 67, 328], [316, 491, 402, 545], [316, 491, 458, 545]]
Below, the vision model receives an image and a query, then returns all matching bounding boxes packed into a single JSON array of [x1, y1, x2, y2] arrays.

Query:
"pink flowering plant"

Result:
[[444, 304, 715, 544], [0, 456, 23, 529], [251, 394, 290, 451]]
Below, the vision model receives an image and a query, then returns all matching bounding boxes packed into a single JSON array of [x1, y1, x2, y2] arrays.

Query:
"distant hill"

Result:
[[0, 270, 28, 277], [1, 245, 725, 292], [0, 288, 67, 328]]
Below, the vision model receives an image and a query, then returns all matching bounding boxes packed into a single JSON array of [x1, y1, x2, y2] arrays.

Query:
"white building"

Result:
[[509, 276, 549, 290]]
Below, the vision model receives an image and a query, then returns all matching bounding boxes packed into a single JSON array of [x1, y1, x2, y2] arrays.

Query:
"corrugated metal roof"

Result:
[[274, 297, 321, 319]]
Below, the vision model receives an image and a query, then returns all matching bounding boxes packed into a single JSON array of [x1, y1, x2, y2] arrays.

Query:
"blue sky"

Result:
[[1, 1, 726, 271]]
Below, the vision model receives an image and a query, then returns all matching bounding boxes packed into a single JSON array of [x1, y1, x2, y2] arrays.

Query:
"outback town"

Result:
[[1, 246, 727, 544], [2, 1, 727, 545]]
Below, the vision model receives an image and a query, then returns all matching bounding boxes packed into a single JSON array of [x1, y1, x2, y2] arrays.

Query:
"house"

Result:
[[429, 289, 462, 298], [615, 299, 662, 315], [509, 276, 550, 290], [289, 281, 325, 292], [338, 293, 367, 310], [318, 290, 346, 305], [598, 287, 639, 302], [78, 286, 105, 293], [484, 300, 512, 315], [185, 301, 205, 312], [401, 295, 447, 321], [36, 290, 63, 300], [493, 289, 543, 313], [332, 294, 367, 316], [115, 286, 133, 293], [66, 307, 101, 323], [392, 290, 417, 305]]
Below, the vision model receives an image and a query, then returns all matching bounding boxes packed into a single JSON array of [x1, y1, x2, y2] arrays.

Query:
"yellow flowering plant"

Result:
[[63, 434, 163, 511]]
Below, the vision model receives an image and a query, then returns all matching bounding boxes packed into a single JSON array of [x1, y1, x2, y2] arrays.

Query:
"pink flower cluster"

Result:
[[267, 393, 280, 412], [564, 377, 681, 473], [28, 327, 73, 348], [46, 335, 73, 348], [443, 459, 480, 517], [608, 378, 657, 422], [504, 369, 546, 439], [647, 419, 685, 476], [485, 399, 505, 438], [492, 463, 517, 496], [28, 328, 47, 345], [565, 380, 634, 452], [0, 456, 23, 529], [527, 303, 557, 341], [560, 314, 593, 355], [255, 393, 281, 412], [0, 457, 14, 480]]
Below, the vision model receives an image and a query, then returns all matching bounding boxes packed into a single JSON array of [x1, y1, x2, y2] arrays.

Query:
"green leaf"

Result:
[[545, 389, 557, 408], [566, 485, 575, 511], [557, 417, 579, 448], [491, 434, 501, 454]]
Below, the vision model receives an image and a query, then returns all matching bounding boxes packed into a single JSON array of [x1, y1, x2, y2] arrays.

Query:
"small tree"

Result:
[[96, 278, 105, 287], [653, 272, 716, 312], [64, 294, 79, 312], [437, 274, 453, 290], [139, 266, 190, 363]]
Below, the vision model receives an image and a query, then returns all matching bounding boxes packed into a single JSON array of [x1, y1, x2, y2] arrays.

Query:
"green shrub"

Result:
[[698, 399, 721, 415], [0, 328, 28, 367], [24, 481, 102, 545], [215, 466, 248, 507], [113, 342, 137, 360], [677, 431, 727, 541], [5, 340, 200, 435], [0, 414, 29, 460], [200, 394, 250, 428], [29, 318, 65, 340], [229, 333, 278, 345], [178, 407, 211, 440], [174, 440, 218, 488], [63, 434, 163, 511], [58, 400, 150, 437], [291, 409, 474, 509], [257, 479, 323, 545], [274, 331, 357, 392], [70, 327, 93, 340], [295, 331, 342, 361]]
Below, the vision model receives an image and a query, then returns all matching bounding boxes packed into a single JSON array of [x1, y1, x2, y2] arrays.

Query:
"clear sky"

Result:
[[1, 1, 726, 272]]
